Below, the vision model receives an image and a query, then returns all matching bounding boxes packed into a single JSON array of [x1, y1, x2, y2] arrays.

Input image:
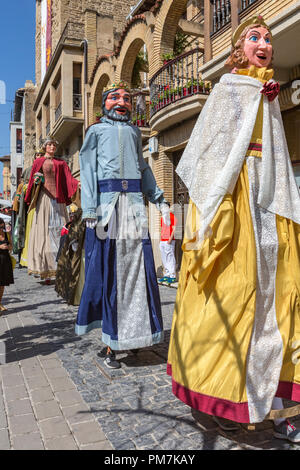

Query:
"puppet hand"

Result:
[[260, 81, 280, 102], [70, 240, 79, 252], [33, 172, 44, 185], [85, 218, 97, 229]]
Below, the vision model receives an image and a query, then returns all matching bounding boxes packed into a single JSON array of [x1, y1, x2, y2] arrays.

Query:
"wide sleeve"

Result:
[[136, 128, 166, 205], [79, 127, 98, 219]]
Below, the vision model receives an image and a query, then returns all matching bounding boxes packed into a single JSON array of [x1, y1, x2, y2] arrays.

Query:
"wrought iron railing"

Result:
[[55, 102, 62, 122], [131, 90, 150, 128], [73, 94, 82, 111], [149, 47, 210, 118], [210, 0, 231, 35]]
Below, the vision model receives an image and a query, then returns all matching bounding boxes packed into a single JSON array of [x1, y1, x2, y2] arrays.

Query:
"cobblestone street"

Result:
[[0, 268, 299, 450]]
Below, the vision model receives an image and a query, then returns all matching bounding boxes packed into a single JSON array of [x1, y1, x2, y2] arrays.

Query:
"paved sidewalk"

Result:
[[1, 268, 300, 450], [0, 305, 112, 449]]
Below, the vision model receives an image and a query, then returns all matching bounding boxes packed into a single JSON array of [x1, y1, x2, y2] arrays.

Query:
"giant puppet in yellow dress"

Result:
[[167, 16, 300, 429]]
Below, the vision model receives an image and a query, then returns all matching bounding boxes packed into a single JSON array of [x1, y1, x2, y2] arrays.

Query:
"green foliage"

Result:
[[131, 51, 149, 89], [173, 31, 189, 57]]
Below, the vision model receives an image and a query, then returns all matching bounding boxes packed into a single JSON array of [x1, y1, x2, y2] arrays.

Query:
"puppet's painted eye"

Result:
[[249, 35, 258, 42]]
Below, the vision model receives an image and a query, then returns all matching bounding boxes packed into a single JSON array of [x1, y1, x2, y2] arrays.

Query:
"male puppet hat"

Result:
[[35, 147, 45, 156], [101, 80, 131, 112], [103, 80, 131, 94], [232, 15, 272, 46]]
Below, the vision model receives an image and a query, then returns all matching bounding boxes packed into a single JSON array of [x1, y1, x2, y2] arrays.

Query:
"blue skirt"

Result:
[[75, 218, 164, 350]]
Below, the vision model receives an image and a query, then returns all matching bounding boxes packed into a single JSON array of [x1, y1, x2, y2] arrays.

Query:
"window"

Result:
[[73, 78, 81, 95], [16, 128, 22, 153]]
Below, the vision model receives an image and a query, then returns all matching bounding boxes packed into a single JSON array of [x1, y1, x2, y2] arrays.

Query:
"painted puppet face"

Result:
[[104, 89, 132, 121], [45, 142, 57, 155], [243, 26, 273, 68]]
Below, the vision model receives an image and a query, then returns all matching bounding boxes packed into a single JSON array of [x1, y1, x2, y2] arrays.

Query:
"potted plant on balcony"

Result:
[[132, 51, 149, 88], [173, 31, 189, 57], [137, 114, 146, 127], [162, 53, 174, 65], [163, 85, 171, 104]]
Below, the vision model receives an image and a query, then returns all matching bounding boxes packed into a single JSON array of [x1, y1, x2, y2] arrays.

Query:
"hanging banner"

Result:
[[46, 0, 52, 69], [41, 0, 47, 82], [41, 0, 52, 82]]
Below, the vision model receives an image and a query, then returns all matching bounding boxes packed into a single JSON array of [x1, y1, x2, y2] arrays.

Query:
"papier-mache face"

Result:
[[103, 88, 132, 122], [243, 26, 273, 68]]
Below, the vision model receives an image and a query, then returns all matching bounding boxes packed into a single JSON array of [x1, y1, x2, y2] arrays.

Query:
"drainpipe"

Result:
[[81, 39, 88, 133]]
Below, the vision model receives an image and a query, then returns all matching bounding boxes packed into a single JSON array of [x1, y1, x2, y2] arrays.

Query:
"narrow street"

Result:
[[0, 268, 298, 450]]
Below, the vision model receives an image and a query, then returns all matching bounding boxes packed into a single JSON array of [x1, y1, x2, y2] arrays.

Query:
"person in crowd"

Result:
[[0, 217, 14, 312], [75, 81, 170, 369], [167, 16, 300, 442], [159, 204, 177, 284]]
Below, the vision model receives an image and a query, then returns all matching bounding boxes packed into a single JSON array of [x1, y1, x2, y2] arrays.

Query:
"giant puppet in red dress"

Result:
[[25, 138, 78, 283]]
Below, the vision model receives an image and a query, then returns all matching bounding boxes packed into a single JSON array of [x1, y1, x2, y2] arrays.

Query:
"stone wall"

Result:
[[36, 0, 133, 87], [23, 83, 38, 170]]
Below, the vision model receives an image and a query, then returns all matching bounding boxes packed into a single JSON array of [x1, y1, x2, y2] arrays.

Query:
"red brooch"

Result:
[[260, 81, 280, 102]]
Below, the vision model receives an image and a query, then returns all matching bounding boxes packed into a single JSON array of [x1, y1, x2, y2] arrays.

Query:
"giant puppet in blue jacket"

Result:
[[75, 81, 170, 369]]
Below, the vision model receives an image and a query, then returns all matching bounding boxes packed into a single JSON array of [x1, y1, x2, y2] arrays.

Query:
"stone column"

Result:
[[230, 0, 240, 32], [84, 9, 97, 84], [204, 0, 212, 63]]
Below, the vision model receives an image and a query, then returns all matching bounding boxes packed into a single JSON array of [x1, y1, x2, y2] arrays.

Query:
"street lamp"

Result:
[[10, 174, 16, 186]]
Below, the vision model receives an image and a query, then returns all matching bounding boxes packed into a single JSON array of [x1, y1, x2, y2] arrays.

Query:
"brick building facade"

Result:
[[28, 0, 300, 272]]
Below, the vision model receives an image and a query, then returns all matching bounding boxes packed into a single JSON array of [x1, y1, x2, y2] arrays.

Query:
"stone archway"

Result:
[[115, 19, 152, 87], [89, 59, 114, 125], [151, 0, 189, 76]]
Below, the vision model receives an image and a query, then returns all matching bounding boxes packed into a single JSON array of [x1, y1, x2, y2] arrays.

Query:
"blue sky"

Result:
[[0, 1, 36, 194]]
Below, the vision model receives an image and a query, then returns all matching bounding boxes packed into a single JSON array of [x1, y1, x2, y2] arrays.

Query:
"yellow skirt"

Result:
[[167, 160, 300, 423], [20, 208, 35, 267]]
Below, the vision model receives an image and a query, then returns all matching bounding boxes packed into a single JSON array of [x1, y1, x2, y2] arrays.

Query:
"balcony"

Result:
[[149, 47, 210, 132], [210, 0, 231, 36], [73, 94, 82, 111], [210, 0, 259, 37], [46, 121, 50, 137], [240, 0, 259, 13], [55, 103, 62, 122]]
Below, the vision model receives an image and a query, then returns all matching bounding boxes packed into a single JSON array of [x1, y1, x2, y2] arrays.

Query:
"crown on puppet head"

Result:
[[69, 203, 78, 213], [35, 147, 45, 155], [103, 81, 131, 94], [232, 15, 272, 46]]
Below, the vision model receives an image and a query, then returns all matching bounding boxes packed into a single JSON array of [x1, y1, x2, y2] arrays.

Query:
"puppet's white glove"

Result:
[[85, 218, 97, 229], [70, 240, 79, 252]]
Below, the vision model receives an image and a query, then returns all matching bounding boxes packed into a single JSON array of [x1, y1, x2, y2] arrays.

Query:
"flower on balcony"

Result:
[[137, 114, 147, 127], [161, 53, 174, 65]]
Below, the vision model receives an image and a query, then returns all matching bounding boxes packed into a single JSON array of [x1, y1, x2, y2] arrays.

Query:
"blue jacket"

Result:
[[79, 117, 165, 226]]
